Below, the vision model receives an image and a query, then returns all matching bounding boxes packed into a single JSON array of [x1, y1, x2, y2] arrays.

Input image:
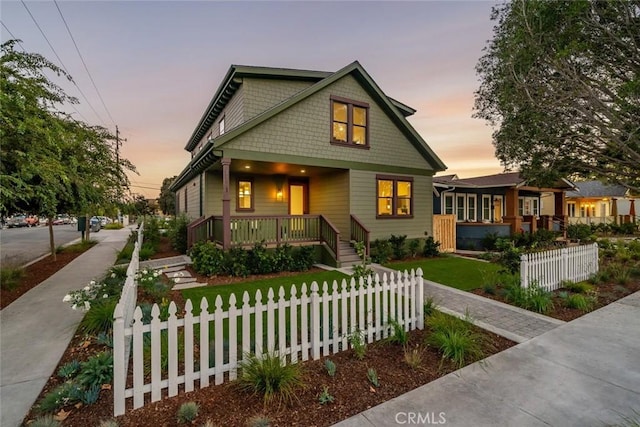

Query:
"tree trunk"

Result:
[[85, 216, 91, 241], [48, 216, 56, 261]]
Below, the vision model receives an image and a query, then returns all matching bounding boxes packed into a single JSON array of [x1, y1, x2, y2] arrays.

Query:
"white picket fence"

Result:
[[113, 269, 424, 415], [520, 243, 599, 291]]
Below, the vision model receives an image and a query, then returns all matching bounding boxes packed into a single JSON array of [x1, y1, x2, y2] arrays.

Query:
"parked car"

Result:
[[89, 217, 101, 232], [47, 217, 65, 225], [25, 215, 39, 226], [7, 215, 29, 228]]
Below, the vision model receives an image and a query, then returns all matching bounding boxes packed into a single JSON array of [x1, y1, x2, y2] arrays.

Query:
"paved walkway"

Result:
[[334, 291, 640, 427], [0, 227, 133, 427], [336, 263, 564, 343]]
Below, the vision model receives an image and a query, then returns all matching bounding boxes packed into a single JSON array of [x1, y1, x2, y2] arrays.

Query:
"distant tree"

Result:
[[0, 40, 136, 255], [474, 0, 640, 191], [158, 176, 177, 215]]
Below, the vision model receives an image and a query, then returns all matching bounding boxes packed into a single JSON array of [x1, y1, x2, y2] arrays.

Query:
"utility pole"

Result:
[[115, 126, 127, 224]]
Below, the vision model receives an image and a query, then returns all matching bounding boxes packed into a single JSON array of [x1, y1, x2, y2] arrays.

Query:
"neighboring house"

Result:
[[563, 180, 639, 225], [433, 172, 574, 249], [170, 61, 446, 266]]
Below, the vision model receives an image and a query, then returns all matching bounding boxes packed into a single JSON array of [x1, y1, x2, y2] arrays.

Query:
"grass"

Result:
[[0, 263, 24, 291], [181, 270, 349, 313], [385, 256, 501, 290], [238, 351, 304, 406]]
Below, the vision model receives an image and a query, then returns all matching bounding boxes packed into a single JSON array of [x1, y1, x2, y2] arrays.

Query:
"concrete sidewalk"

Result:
[[334, 291, 640, 427], [0, 227, 133, 427]]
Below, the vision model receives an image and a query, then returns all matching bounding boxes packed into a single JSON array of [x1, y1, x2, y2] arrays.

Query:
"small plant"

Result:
[[423, 236, 441, 257], [29, 415, 60, 427], [77, 351, 113, 389], [318, 386, 335, 405], [351, 241, 374, 282], [96, 331, 114, 348], [81, 384, 101, 405], [80, 298, 118, 335], [324, 359, 336, 377], [98, 419, 120, 427], [483, 283, 496, 295], [177, 401, 200, 424], [238, 352, 304, 406], [504, 281, 554, 314], [57, 359, 81, 379], [348, 329, 366, 360], [370, 239, 393, 264], [0, 263, 24, 291], [366, 368, 379, 387], [565, 293, 597, 312], [387, 319, 408, 345], [423, 296, 437, 317], [495, 239, 522, 275], [408, 239, 422, 258], [37, 382, 83, 413], [389, 234, 407, 260], [427, 328, 483, 368], [561, 280, 593, 294], [246, 415, 272, 427], [403, 345, 423, 370]]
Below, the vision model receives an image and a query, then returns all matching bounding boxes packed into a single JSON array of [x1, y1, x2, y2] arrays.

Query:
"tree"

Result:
[[0, 40, 136, 256], [474, 0, 640, 191], [158, 176, 177, 215]]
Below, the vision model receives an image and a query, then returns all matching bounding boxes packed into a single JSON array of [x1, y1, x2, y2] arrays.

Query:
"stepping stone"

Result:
[[171, 277, 197, 284], [158, 266, 186, 273], [166, 271, 192, 279], [172, 282, 207, 290]]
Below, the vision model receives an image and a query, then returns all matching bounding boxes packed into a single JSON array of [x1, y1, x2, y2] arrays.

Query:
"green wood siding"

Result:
[[193, 85, 245, 156], [231, 175, 288, 216], [180, 176, 201, 221], [309, 171, 350, 238], [222, 74, 435, 171], [204, 172, 222, 216], [350, 170, 432, 240], [244, 78, 315, 122]]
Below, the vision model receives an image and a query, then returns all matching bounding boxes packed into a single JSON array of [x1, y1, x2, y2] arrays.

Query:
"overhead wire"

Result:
[[19, 0, 102, 126], [1, 21, 27, 51], [54, 0, 117, 128]]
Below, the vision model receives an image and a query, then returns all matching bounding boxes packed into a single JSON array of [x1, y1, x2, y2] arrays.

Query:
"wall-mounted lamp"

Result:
[[276, 190, 283, 202], [274, 174, 286, 202]]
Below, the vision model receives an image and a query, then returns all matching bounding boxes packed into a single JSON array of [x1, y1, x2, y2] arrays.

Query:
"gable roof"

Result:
[[566, 181, 629, 198], [173, 61, 446, 190], [433, 172, 574, 190]]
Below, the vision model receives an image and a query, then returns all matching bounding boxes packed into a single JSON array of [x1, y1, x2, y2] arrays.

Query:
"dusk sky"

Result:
[[2, 0, 503, 199]]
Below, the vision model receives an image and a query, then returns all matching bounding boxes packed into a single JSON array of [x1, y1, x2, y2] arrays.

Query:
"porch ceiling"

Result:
[[209, 160, 345, 177]]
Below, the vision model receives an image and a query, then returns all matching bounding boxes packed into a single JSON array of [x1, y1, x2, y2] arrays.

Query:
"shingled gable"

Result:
[[173, 61, 446, 190]]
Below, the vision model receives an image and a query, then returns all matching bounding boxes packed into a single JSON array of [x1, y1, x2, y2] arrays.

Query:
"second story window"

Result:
[[331, 96, 369, 147], [219, 117, 225, 135]]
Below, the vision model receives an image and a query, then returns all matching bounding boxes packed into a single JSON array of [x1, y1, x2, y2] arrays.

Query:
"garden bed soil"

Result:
[[24, 323, 514, 427]]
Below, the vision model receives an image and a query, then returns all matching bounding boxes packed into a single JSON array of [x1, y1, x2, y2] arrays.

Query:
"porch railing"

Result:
[[350, 214, 370, 256], [186, 216, 208, 249], [319, 215, 340, 260]]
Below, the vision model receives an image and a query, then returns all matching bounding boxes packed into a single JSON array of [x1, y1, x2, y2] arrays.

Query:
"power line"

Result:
[[54, 0, 116, 128], [1, 21, 27, 51], [129, 185, 161, 191], [19, 0, 101, 126]]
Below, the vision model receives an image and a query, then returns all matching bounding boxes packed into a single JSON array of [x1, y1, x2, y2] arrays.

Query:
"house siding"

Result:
[[244, 78, 315, 122], [231, 175, 288, 217], [204, 172, 222, 216], [181, 176, 201, 220], [222, 74, 435, 172], [193, 85, 245, 156], [309, 171, 350, 238], [350, 170, 432, 240]]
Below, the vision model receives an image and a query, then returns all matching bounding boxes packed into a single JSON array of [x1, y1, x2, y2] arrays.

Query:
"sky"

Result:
[[1, 0, 504, 199]]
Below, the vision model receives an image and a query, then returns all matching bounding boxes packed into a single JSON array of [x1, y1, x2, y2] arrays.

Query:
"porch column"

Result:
[[554, 191, 567, 236], [503, 188, 522, 234], [222, 158, 231, 249]]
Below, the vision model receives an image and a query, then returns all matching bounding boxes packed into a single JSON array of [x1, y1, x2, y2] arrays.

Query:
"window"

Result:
[[467, 195, 477, 222], [443, 194, 454, 215], [219, 117, 225, 135], [518, 197, 524, 216], [184, 187, 188, 212], [376, 175, 413, 218], [456, 195, 465, 221], [532, 199, 539, 216], [176, 193, 180, 214], [567, 202, 576, 217], [331, 96, 369, 147], [237, 179, 254, 211], [482, 195, 492, 221]]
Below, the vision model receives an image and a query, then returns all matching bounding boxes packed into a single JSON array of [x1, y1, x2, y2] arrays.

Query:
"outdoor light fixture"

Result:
[[276, 190, 283, 202], [273, 174, 286, 202]]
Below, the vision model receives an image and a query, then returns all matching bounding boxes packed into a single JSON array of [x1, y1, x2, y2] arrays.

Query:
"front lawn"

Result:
[[384, 256, 501, 291]]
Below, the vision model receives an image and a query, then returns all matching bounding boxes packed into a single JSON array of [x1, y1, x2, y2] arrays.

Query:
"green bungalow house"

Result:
[[170, 61, 446, 266]]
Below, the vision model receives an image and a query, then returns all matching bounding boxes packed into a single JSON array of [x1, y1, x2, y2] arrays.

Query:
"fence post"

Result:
[[562, 247, 569, 283], [113, 303, 125, 416], [416, 268, 424, 330], [310, 282, 321, 360], [520, 254, 528, 288]]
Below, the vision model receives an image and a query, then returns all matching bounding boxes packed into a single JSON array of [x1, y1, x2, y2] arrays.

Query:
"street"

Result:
[[0, 224, 85, 266]]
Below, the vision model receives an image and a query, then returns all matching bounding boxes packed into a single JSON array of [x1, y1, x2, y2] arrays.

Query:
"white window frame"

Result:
[[219, 116, 225, 135], [532, 198, 539, 216], [443, 193, 454, 215], [482, 195, 492, 222], [467, 194, 477, 222], [456, 194, 466, 222], [518, 197, 524, 216], [567, 202, 576, 217]]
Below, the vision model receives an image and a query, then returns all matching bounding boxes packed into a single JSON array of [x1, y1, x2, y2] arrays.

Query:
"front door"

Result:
[[289, 181, 308, 215], [493, 196, 503, 223]]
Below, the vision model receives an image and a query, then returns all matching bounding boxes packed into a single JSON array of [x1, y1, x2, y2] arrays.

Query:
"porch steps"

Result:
[[338, 241, 361, 266]]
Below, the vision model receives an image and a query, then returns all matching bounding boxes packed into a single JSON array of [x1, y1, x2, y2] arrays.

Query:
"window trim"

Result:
[[376, 174, 414, 219], [330, 95, 370, 149], [456, 194, 466, 222], [219, 116, 225, 135], [482, 195, 492, 222], [443, 193, 454, 215], [467, 194, 477, 222], [236, 177, 255, 212]]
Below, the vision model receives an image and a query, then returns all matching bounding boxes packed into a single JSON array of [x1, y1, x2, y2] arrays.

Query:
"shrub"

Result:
[[495, 238, 522, 275], [190, 241, 225, 276], [389, 234, 407, 260], [483, 283, 496, 295], [423, 296, 437, 317], [273, 244, 294, 272], [504, 281, 554, 314], [324, 359, 336, 377], [423, 236, 441, 257], [408, 239, 422, 258], [348, 329, 366, 360], [137, 269, 170, 300], [248, 241, 274, 275], [560, 281, 593, 294], [567, 224, 593, 241], [565, 293, 597, 312], [387, 319, 408, 346], [291, 245, 315, 271], [0, 263, 24, 291], [57, 359, 81, 380], [318, 386, 335, 405], [481, 232, 500, 251], [238, 352, 304, 406], [103, 222, 123, 230], [224, 247, 250, 277], [29, 415, 60, 427], [168, 214, 190, 254], [77, 351, 113, 389], [370, 239, 393, 264], [427, 328, 483, 368], [139, 242, 156, 260], [177, 402, 200, 424], [80, 298, 118, 335]]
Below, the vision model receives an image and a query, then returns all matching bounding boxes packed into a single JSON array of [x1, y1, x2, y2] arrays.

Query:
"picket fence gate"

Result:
[[113, 269, 424, 416], [520, 243, 599, 291]]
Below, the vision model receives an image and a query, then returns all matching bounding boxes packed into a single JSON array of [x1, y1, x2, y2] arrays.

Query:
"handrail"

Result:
[[350, 214, 370, 256], [319, 215, 340, 261], [186, 215, 208, 248]]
